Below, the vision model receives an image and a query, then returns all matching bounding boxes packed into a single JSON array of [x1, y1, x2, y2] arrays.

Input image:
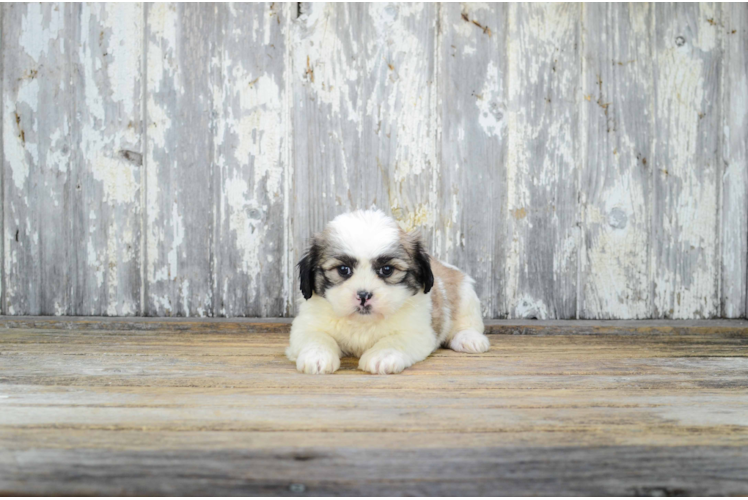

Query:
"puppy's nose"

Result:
[[357, 290, 373, 305]]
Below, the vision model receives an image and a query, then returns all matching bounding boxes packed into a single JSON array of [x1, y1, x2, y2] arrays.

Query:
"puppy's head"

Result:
[[298, 210, 433, 319]]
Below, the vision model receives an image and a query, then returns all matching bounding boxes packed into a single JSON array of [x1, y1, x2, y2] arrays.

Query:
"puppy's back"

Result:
[[429, 258, 467, 340]]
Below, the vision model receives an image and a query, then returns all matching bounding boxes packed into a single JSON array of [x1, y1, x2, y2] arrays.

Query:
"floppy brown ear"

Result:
[[298, 238, 321, 300], [407, 230, 433, 294], [414, 241, 434, 294]]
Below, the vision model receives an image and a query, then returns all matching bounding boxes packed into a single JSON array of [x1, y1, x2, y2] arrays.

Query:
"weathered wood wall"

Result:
[[2, 3, 747, 319]]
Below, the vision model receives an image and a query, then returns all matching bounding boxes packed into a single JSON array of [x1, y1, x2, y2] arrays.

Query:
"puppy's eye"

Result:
[[338, 265, 352, 277], [378, 265, 394, 277]]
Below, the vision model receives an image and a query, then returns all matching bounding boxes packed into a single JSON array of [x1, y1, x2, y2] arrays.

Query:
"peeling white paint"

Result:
[[168, 200, 184, 284], [576, 4, 658, 319], [514, 294, 550, 319], [583, 170, 650, 318], [75, 4, 143, 315], [90, 155, 138, 205], [369, 3, 434, 189], [231, 72, 284, 197], [146, 3, 179, 294], [653, 5, 719, 318], [20, 3, 64, 63], [476, 61, 504, 137], [295, 4, 361, 127], [692, 3, 718, 51], [504, 4, 578, 318], [3, 80, 36, 190], [105, 4, 142, 119], [47, 129, 69, 174], [225, 178, 263, 281], [88, 239, 104, 289], [2, 3, 744, 320], [721, 3, 748, 318]]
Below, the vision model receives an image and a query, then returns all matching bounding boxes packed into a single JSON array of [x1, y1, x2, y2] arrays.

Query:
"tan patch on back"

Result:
[[429, 258, 464, 338], [430, 277, 446, 336]]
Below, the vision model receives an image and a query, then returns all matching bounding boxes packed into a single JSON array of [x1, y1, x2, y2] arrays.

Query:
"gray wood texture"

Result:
[[652, 3, 722, 319], [722, 3, 748, 318], [1, 318, 747, 495], [145, 3, 215, 316], [503, 3, 581, 319], [212, 3, 289, 317], [580, 3, 653, 319], [3, 4, 74, 315], [3, 4, 143, 316], [1, 3, 747, 319], [437, 4, 508, 319]]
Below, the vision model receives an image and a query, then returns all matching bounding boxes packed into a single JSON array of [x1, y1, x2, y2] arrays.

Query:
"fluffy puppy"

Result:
[[286, 210, 489, 375]]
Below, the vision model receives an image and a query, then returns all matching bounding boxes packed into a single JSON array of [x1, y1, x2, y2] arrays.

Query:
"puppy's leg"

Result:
[[286, 330, 341, 375], [446, 279, 490, 353], [359, 330, 437, 375]]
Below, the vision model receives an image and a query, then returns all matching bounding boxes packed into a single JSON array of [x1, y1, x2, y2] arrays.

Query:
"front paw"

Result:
[[359, 348, 412, 375], [449, 329, 490, 353], [296, 345, 340, 375]]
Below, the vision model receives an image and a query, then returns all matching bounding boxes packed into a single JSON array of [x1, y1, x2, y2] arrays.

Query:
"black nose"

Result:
[[357, 290, 373, 304]]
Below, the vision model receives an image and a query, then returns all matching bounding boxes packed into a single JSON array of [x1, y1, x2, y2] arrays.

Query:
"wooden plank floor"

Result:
[[1, 318, 747, 496]]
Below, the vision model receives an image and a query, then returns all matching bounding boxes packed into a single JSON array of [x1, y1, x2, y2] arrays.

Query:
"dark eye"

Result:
[[338, 265, 352, 277], [378, 265, 394, 277]]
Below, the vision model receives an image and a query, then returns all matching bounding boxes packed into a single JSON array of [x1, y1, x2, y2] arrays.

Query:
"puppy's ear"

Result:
[[412, 235, 434, 295], [298, 239, 320, 300]]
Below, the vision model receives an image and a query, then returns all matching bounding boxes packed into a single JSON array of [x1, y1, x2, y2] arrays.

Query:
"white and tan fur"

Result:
[[286, 210, 489, 375]]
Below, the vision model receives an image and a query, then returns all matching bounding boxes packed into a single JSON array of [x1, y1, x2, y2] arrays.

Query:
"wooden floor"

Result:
[[1, 318, 747, 496]]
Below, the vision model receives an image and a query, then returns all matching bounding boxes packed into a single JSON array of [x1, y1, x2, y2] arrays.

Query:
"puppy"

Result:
[[286, 209, 490, 375]]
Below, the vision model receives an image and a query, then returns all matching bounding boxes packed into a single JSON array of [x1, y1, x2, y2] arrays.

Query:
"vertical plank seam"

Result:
[[500, 7, 510, 318], [140, 2, 148, 316], [504, 3, 514, 319], [647, 3, 657, 318], [209, 4, 219, 317], [576, 3, 587, 319], [282, 2, 295, 317], [644, 3, 654, 319], [430, 3, 441, 265], [718, 1, 726, 317], [0, 4, 5, 315], [745, 5, 748, 318], [68, 3, 79, 315]]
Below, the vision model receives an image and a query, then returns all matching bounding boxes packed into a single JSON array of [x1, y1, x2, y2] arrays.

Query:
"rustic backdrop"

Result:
[[2, 3, 747, 319]]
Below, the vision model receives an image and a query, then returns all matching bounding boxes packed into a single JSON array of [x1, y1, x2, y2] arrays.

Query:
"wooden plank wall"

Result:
[[1, 3, 746, 319]]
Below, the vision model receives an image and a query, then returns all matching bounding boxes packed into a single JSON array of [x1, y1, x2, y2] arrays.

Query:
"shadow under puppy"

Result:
[[286, 210, 490, 375]]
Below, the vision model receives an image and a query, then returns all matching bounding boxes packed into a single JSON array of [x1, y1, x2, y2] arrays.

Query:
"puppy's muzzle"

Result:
[[356, 290, 373, 314]]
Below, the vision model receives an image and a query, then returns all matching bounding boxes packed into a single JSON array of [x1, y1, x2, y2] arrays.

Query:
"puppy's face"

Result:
[[298, 210, 433, 320]]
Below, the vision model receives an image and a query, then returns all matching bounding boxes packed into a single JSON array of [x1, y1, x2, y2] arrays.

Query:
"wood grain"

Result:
[[652, 4, 722, 319], [3, 4, 74, 314], [1, 3, 747, 320], [145, 4, 215, 316], [437, 4, 507, 318], [212, 3, 290, 317], [579, 4, 652, 319], [74, 4, 144, 315], [503, 3, 580, 319], [2, 4, 143, 316], [0, 445, 746, 496], [721, 4, 748, 318], [0, 319, 746, 495], [3, 315, 748, 336]]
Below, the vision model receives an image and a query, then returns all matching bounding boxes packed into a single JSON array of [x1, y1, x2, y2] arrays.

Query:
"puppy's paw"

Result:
[[296, 345, 340, 375], [359, 348, 411, 375], [449, 329, 490, 353]]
